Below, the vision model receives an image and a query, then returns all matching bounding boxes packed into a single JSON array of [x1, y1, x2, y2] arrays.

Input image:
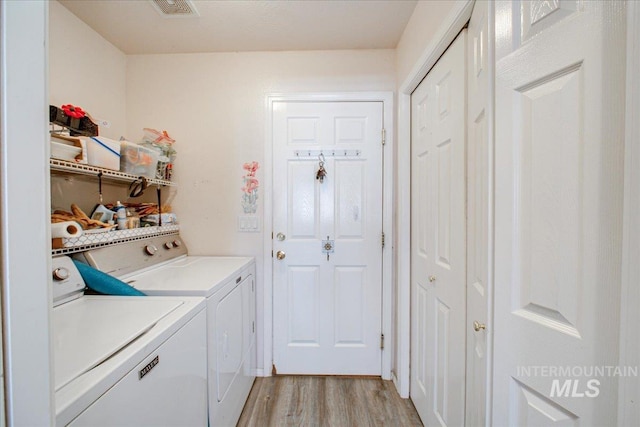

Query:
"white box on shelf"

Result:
[[51, 141, 82, 162], [51, 134, 87, 164], [81, 136, 121, 171]]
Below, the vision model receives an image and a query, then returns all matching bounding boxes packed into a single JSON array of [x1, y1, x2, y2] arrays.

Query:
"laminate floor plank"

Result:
[[237, 376, 423, 427]]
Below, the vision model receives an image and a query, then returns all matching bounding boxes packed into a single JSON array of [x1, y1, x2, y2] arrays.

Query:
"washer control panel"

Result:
[[52, 256, 85, 306], [75, 235, 188, 279]]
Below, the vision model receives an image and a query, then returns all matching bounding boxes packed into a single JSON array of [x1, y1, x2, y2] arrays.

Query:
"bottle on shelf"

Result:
[[115, 201, 127, 230]]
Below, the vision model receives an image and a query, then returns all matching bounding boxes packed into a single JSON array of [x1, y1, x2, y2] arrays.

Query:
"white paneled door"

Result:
[[466, 1, 493, 425], [411, 31, 467, 426], [272, 101, 384, 375], [493, 0, 626, 425]]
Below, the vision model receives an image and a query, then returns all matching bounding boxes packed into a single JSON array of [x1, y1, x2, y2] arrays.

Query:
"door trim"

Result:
[[263, 92, 394, 379], [1, 1, 54, 424], [396, 0, 474, 398], [619, 1, 640, 422]]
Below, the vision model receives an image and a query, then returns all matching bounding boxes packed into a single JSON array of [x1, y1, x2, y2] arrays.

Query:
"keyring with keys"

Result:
[[316, 153, 327, 183]]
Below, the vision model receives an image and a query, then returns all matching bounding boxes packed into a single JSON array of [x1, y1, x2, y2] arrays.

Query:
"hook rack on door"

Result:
[[294, 149, 361, 158]]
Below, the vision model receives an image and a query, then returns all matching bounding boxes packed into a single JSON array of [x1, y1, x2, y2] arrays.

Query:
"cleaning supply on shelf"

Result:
[[115, 201, 127, 230], [90, 204, 116, 223]]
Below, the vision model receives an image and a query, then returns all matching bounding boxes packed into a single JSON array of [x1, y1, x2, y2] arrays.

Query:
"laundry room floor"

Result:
[[237, 376, 423, 426]]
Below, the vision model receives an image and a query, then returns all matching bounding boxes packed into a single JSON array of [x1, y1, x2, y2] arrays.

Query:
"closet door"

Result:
[[493, 1, 626, 424], [410, 30, 467, 426], [465, 0, 494, 425]]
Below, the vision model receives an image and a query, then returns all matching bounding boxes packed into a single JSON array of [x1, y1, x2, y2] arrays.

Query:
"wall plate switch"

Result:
[[238, 215, 260, 232]]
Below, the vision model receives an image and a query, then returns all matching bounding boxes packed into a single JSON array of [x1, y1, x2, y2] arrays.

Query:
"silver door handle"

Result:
[[428, 275, 437, 282]]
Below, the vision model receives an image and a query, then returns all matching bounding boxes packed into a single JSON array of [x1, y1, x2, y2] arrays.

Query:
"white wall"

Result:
[[49, 0, 126, 140], [396, 0, 460, 87], [126, 50, 396, 372]]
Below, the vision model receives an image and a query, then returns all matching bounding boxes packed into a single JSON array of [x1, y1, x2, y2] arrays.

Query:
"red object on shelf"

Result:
[[61, 104, 86, 119]]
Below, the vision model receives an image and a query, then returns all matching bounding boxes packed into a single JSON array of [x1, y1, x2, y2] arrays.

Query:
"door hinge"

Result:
[[381, 232, 385, 249], [271, 250, 274, 258], [252, 321, 255, 333], [381, 128, 386, 145], [380, 333, 385, 350]]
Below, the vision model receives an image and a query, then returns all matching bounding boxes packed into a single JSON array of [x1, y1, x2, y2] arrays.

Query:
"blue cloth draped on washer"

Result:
[[73, 260, 146, 296]]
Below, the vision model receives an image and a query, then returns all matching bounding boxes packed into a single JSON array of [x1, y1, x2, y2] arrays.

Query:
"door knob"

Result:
[[428, 275, 437, 282], [473, 320, 486, 332], [276, 250, 286, 260]]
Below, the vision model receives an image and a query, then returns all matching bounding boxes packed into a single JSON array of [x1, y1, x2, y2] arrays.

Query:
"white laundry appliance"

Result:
[[52, 255, 208, 426], [76, 235, 256, 427]]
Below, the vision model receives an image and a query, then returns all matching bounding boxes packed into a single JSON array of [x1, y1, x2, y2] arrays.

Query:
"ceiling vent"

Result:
[[150, 0, 199, 18]]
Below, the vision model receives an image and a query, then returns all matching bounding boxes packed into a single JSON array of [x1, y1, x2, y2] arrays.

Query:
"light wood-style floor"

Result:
[[237, 376, 423, 427]]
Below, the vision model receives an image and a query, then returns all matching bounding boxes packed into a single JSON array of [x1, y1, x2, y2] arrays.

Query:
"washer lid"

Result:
[[126, 256, 253, 297], [53, 297, 182, 391]]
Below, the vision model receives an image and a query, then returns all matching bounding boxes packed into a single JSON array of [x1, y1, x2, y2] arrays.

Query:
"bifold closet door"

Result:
[[465, 0, 493, 425], [410, 30, 467, 426]]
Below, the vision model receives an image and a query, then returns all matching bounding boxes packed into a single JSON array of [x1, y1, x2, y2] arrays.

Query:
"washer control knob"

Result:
[[172, 240, 182, 248], [145, 245, 158, 256], [52, 267, 70, 281], [164, 241, 174, 249]]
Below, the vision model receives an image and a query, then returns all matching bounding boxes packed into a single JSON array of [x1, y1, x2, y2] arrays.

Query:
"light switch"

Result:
[[238, 215, 260, 232]]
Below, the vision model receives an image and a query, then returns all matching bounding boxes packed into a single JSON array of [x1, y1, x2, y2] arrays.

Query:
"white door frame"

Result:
[[619, 0, 640, 423], [1, 0, 54, 424], [263, 92, 394, 379], [396, 0, 474, 398]]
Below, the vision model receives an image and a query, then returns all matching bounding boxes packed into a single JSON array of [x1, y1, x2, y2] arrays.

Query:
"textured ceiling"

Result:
[[58, 0, 418, 55]]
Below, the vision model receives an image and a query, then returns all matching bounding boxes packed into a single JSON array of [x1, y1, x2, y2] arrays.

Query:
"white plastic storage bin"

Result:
[[120, 141, 159, 179], [80, 137, 121, 171]]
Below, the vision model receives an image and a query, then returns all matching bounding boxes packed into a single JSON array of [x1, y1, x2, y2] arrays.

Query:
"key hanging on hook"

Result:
[[316, 153, 327, 183]]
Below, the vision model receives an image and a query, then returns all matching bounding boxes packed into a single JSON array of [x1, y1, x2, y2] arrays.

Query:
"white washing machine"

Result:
[[52, 256, 208, 426], [77, 235, 256, 427]]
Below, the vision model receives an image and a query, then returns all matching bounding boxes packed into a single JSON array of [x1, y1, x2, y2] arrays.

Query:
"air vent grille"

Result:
[[150, 0, 199, 17]]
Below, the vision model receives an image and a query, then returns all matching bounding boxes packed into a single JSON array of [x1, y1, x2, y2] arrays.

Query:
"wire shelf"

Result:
[[51, 225, 180, 256], [50, 158, 176, 187]]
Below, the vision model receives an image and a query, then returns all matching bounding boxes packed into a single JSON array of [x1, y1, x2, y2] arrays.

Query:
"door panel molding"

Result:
[[264, 92, 394, 379]]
